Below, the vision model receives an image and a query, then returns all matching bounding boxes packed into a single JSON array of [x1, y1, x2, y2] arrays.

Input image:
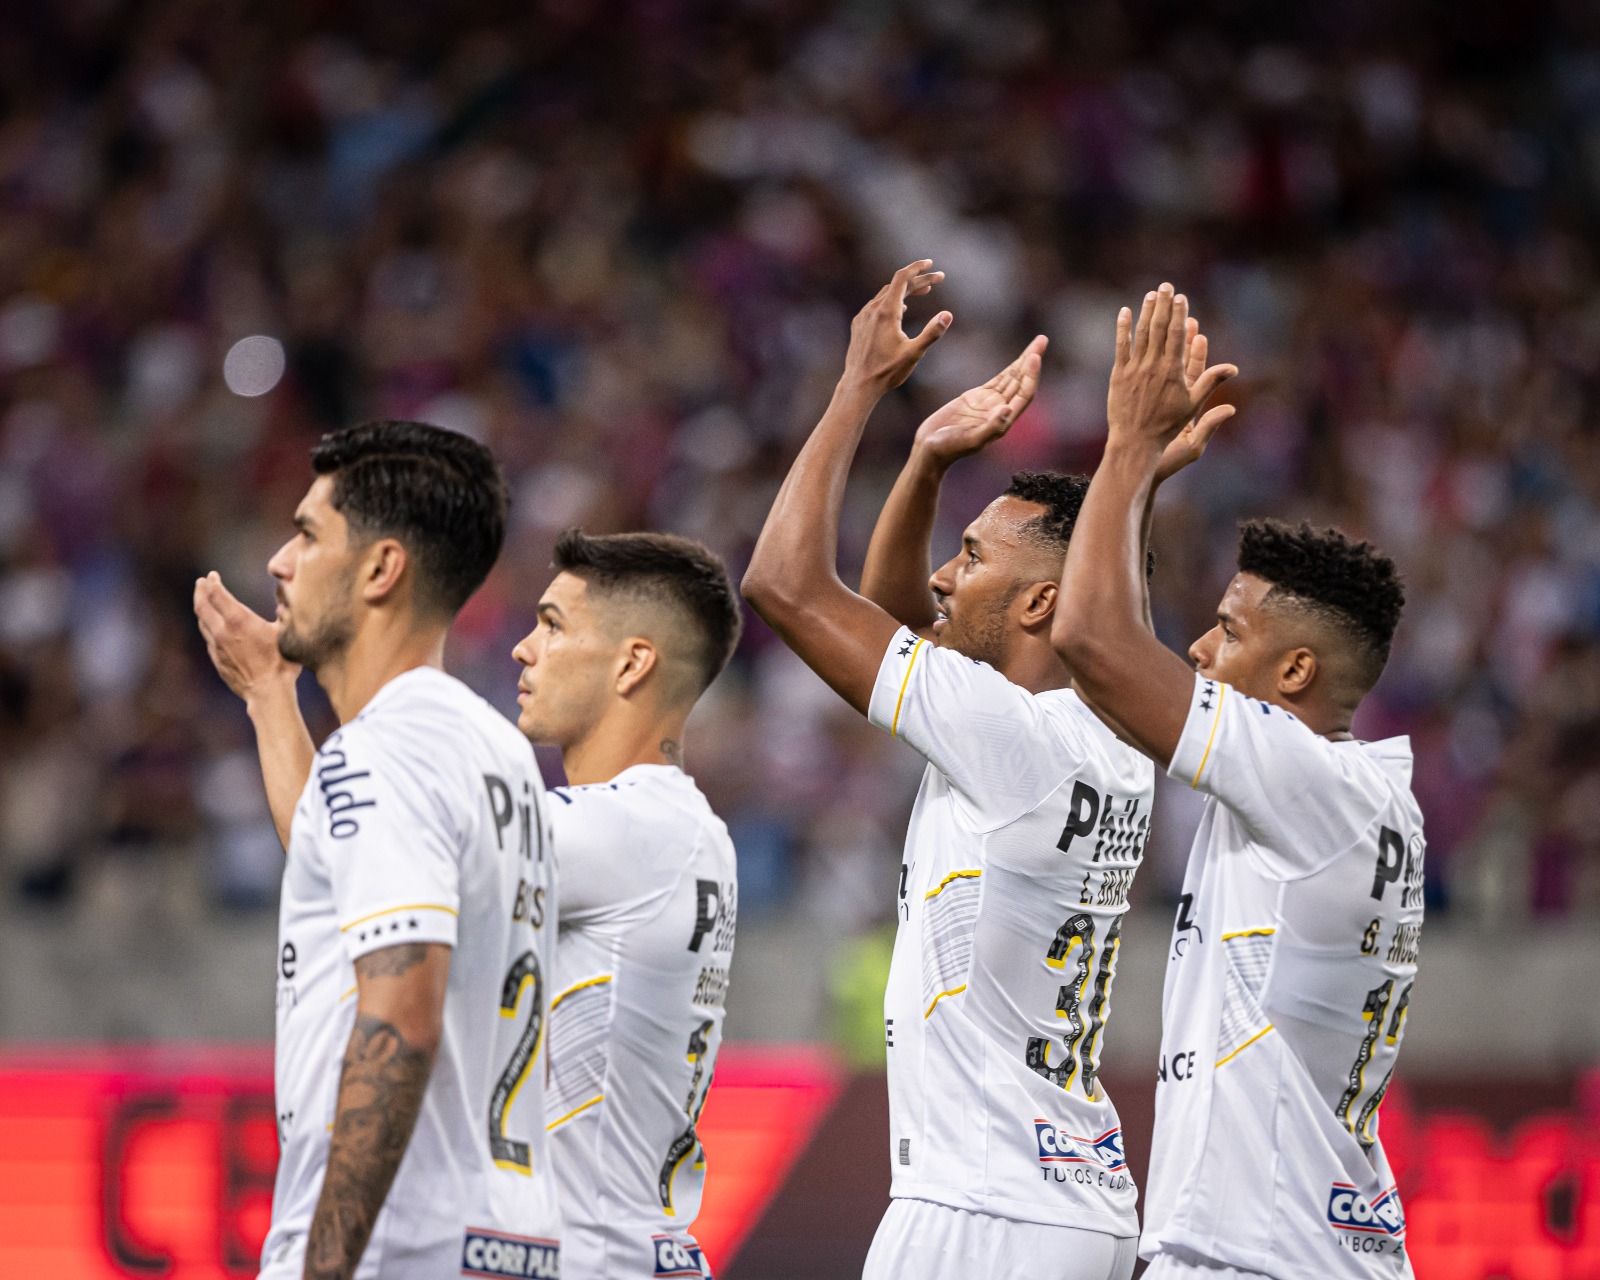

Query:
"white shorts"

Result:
[[862, 1198, 1137, 1280]]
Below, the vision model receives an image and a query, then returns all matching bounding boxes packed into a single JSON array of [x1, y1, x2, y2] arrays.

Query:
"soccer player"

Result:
[[510, 529, 741, 1280], [741, 263, 1224, 1280], [1053, 284, 1423, 1279], [192, 421, 560, 1280]]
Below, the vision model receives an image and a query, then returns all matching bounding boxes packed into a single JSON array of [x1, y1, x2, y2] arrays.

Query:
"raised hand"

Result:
[[842, 260, 951, 393], [1108, 282, 1236, 451], [193, 571, 299, 703], [912, 334, 1048, 470], [1155, 319, 1238, 483]]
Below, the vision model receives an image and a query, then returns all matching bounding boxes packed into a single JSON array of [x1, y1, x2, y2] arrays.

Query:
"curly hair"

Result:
[[1003, 470, 1154, 578], [1237, 518, 1405, 686], [553, 528, 742, 694]]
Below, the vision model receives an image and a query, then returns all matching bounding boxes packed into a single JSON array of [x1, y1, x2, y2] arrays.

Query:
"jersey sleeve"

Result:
[[866, 625, 1089, 829], [1168, 673, 1391, 878], [315, 725, 463, 961]]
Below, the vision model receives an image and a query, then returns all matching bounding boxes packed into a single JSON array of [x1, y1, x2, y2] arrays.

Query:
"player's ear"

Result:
[[615, 636, 659, 697], [1019, 580, 1057, 629], [1277, 646, 1317, 697], [360, 537, 409, 605]]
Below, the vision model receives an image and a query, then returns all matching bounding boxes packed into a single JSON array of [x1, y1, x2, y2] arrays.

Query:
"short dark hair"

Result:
[[311, 420, 508, 616], [1004, 470, 1154, 578], [553, 529, 742, 695], [1237, 518, 1405, 686]]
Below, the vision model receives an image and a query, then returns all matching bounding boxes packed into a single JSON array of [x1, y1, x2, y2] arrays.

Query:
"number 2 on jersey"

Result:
[[1026, 914, 1121, 1100], [488, 950, 544, 1174]]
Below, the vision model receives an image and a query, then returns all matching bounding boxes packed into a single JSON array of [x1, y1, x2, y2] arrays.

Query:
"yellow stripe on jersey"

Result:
[[339, 902, 458, 932], [1215, 1024, 1274, 1067], [924, 869, 982, 900], [890, 638, 926, 738], [1189, 682, 1226, 789], [924, 984, 967, 1019], [338, 984, 357, 1003], [546, 1093, 604, 1131], [550, 973, 613, 1011], [1221, 927, 1276, 941]]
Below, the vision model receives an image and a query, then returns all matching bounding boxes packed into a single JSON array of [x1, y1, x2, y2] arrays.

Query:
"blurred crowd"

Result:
[[2, 0, 1599, 944]]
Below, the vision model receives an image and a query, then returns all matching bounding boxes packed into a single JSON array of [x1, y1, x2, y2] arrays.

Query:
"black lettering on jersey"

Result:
[[279, 941, 297, 980], [689, 880, 720, 953], [518, 774, 537, 857], [484, 775, 514, 850], [1157, 1049, 1196, 1082], [1371, 827, 1404, 901], [1056, 782, 1101, 855], [1400, 833, 1425, 909], [511, 880, 544, 928], [1171, 893, 1202, 958], [317, 747, 375, 839]]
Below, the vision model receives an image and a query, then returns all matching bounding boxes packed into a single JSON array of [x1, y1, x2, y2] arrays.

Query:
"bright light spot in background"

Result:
[[223, 335, 286, 397]]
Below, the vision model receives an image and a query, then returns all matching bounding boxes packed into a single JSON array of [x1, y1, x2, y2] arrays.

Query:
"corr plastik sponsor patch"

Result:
[[461, 1227, 561, 1279], [1033, 1119, 1128, 1171], [652, 1233, 709, 1277], [1326, 1183, 1406, 1238]]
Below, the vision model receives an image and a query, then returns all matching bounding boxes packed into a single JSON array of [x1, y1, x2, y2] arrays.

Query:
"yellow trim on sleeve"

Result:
[[1221, 927, 1276, 941], [924, 984, 967, 1019], [1189, 682, 1226, 789], [338, 984, 357, 1003], [339, 902, 458, 933], [924, 869, 982, 900], [545, 1093, 604, 1130], [890, 637, 927, 738], [550, 974, 613, 1011], [1215, 1024, 1274, 1067]]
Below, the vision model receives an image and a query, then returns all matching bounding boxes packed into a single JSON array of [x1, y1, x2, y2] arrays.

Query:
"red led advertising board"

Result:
[[0, 1044, 840, 1279], [1, 1046, 1598, 1278]]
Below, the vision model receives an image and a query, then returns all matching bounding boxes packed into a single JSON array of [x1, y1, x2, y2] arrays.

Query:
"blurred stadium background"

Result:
[[2, 0, 1600, 1276]]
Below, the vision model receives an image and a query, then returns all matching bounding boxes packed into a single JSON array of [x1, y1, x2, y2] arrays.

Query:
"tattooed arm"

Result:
[[303, 943, 452, 1280]]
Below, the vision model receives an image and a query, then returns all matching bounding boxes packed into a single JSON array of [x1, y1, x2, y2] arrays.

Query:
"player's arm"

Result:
[[744, 261, 976, 714], [194, 572, 313, 846], [859, 336, 1048, 631], [303, 942, 451, 1280], [1053, 285, 1237, 767]]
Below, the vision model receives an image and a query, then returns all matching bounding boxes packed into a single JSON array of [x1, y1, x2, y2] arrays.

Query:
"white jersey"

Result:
[[264, 668, 561, 1280], [544, 765, 737, 1279], [1142, 675, 1425, 1280], [867, 628, 1155, 1238]]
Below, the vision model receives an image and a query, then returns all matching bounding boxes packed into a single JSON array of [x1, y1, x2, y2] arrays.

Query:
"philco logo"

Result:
[[1033, 1120, 1127, 1171], [1327, 1183, 1406, 1238], [461, 1228, 561, 1278], [652, 1234, 706, 1277]]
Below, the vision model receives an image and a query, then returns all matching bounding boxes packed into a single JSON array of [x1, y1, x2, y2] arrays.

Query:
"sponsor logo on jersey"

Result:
[[652, 1234, 707, 1277], [1033, 1120, 1127, 1171], [461, 1228, 560, 1278], [1326, 1183, 1406, 1238]]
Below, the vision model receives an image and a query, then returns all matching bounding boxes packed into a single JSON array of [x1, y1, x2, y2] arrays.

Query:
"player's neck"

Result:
[[561, 704, 692, 786], [998, 637, 1074, 697], [316, 615, 449, 724], [1263, 689, 1355, 741]]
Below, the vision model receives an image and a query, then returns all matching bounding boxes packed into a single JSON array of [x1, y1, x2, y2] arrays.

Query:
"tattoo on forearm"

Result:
[[302, 1010, 436, 1280], [353, 943, 430, 979], [660, 738, 684, 767]]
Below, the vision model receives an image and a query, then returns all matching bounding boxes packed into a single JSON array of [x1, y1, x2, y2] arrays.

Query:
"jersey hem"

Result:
[[1141, 1226, 1351, 1280], [889, 1183, 1138, 1236]]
